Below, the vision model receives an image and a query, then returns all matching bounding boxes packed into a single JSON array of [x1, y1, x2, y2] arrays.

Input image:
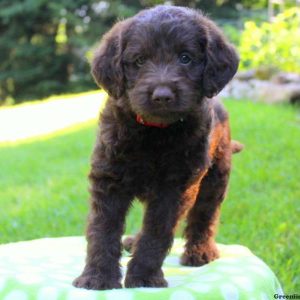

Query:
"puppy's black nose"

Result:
[[152, 86, 175, 104]]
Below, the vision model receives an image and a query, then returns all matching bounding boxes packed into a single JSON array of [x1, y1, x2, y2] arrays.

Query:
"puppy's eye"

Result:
[[135, 56, 146, 67], [179, 53, 192, 64]]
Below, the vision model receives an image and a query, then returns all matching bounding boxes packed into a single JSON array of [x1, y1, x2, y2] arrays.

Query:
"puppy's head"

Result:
[[92, 6, 239, 124]]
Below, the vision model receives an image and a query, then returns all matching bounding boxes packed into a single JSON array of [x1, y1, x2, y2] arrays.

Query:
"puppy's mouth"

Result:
[[128, 90, 190, 126], [136, 111, 183, 125]]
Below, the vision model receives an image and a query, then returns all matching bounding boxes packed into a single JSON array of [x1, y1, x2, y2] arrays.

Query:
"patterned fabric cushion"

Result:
[[0, 237, 283, 300]]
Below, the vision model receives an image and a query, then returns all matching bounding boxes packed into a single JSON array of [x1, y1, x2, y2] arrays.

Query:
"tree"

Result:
[[0, 1, 97, 103]]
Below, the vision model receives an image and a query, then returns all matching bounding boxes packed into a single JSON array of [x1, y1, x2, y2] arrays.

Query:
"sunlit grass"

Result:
[[0, 90, 106, 143], [0, 95, 299, 292]]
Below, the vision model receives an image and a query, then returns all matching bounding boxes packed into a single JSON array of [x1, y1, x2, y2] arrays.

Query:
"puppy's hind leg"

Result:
[[180, 152, 231, 266], [122, 235, 136, 253]]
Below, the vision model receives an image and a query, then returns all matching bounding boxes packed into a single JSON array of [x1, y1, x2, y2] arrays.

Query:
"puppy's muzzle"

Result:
[[151, 85, 175, 106]]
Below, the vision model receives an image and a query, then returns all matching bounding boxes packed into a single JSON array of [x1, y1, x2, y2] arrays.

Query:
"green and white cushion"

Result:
[[0, 237, 283, 300]]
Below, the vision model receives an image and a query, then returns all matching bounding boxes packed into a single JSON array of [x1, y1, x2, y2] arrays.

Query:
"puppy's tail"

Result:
[[231, 140, 244, 154]]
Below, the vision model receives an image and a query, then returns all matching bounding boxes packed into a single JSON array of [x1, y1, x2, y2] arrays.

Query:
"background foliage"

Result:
[[239, 7, 300, 72], [1, 0, 299, 105]]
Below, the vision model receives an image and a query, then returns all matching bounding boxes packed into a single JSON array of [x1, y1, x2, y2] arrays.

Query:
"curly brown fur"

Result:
[[73, 5, 241, 290]]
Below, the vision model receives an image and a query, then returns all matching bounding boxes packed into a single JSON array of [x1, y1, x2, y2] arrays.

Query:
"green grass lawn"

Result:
[[0, 98, 299, 292]]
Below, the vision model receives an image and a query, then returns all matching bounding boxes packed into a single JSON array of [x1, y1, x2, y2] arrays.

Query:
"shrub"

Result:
[[239, 7, 300, 73]]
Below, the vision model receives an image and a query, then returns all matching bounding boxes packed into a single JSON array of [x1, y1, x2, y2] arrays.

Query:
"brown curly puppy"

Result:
[[73, 5, 242, 290]]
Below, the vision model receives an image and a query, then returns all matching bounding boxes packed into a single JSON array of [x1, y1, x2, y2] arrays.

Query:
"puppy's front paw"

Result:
[[73, 274, 121, 290], [180, 242, 219, 266], [125, 273, 167, 288]]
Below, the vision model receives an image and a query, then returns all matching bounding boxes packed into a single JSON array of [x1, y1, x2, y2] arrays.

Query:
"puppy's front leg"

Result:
[[125, 191, 182, 288], [73, 177, 132, 290]]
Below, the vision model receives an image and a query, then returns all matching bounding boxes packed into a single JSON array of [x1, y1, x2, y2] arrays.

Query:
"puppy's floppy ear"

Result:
[[91, 20, 130, 99], [202, 20, 239, 98]]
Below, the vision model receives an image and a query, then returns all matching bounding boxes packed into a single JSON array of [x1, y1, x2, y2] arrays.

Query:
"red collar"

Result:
[[136, 115, 170, 128]]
